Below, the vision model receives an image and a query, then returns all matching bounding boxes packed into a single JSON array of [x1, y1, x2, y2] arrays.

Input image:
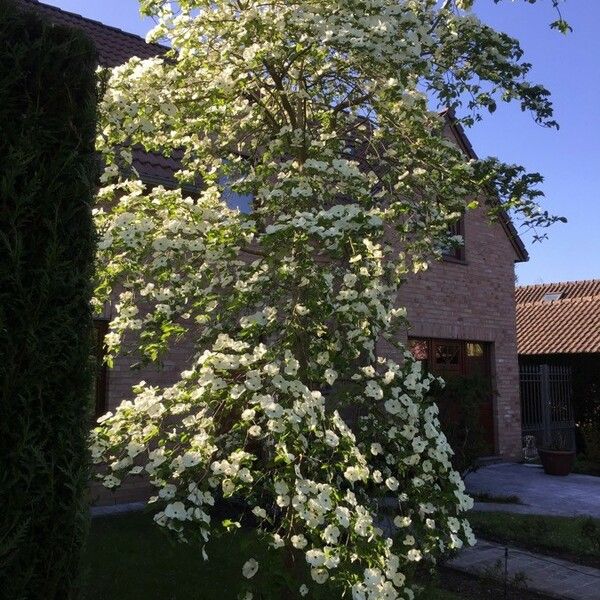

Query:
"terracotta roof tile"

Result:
[[18, 0, 179, 185], [17, 0, 167, 67], [516, 280, 600, 355]]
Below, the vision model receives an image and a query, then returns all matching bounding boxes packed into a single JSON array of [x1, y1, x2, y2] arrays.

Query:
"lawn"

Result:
[[467, 511, 600, 569], [82, 511, 465, 600]]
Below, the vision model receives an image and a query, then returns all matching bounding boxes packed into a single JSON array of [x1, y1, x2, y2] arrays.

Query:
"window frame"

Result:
[[442, 214, 466, 263], [93, 318, 109, 419], [408, 337, 491, 380]]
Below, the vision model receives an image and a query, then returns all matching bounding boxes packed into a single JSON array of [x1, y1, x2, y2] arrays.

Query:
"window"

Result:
[[222, 186, 253, 213], [409, 337, 494, 452], [434, 342, 462, 373], [442, 215, 465, 262], [466, 342, 484, 357], [93, 319, 109, 418], [408, 339, 429, 362], [219, 173, 253, 213], [408, 337, 490, 379], [542, 292, 562, 302]]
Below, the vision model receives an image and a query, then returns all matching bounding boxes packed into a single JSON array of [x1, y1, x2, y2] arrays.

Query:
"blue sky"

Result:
[[45, 0, 599, 285]]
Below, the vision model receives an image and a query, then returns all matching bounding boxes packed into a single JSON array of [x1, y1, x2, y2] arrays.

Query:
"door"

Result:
[[409, 338, 495, 453]]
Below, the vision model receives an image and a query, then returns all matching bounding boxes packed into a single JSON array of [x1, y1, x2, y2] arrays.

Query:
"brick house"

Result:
[[21, 0, 527, 504]]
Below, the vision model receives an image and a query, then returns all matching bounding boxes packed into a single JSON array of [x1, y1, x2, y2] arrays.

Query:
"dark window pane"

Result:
[[435, 343, 460, 366], [442, 215, 465, 261], [409, 339, 429, 361], [93, 320, 108, 418]]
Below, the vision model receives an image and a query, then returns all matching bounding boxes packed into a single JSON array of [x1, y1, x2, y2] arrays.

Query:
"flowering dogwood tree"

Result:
[[91, 1, 565, 598]]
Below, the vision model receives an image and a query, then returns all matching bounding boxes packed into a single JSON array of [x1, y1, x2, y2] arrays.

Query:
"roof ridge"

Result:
[[517, 295, 599, 308], [19, 0, 167, 52], [516, 278, 600, 290]]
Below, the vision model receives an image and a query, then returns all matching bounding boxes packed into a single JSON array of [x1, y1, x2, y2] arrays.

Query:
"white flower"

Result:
[[241, 408, 255, 421], [248, 424, 262, 437], [448, 517, 461, 533], [242, 558, 259, 579], [299, 584, 309, 596], [344, 465, 368, 483], [394, 516, 411, 528], [306, 549, 326, 567], [335, 506, 350, 528], [181, 451, 202, 468], [292, 534, 308, 549], [365, 380, 383, 400], [407, 549, 422, 562], [323, 524, 340, 544], [324, 369, 337, 385], [311, 567, 329, 584], [164, 501, 187, 521], [316, 352, 329, 365], [324, 430, 339, 447], [370, 442, 383, 455], [343, 273, 357, 287], [384, 398, 402, 415], [385, 477, 399, 491], [294, 304, 310, 316], [274, 480, 289, 495], [252, 506, 267, 519], [222, 479, 235, 496]]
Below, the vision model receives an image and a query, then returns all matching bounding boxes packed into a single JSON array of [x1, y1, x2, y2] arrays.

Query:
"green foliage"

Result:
[[0, 1, 98, 598], [580, 421, 600, 466], [430, 375, 491, 474]]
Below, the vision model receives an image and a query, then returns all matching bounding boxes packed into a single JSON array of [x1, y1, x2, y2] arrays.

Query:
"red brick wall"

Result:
[[380, 204, 522, 459], [95, 210, 523, 506]]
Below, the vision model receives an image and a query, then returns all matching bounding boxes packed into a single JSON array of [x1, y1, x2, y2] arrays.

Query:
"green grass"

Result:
[[467, 512, 600, 568], [83, 511, 260, 600], [82, 512, 462, 600]]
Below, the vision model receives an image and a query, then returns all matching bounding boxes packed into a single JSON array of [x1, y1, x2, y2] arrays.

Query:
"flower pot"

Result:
[[539, 449, 576, 476]]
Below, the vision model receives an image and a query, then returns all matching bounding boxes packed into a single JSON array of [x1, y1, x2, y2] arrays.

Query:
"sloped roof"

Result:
[[19, 1, 535, 255], [516, 280, 600, 355], [17, 0, 180, 184], [443, 109, 528, 263], [17, 0, 166, 67]]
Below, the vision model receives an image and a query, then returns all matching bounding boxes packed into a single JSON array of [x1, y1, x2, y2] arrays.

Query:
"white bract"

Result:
[[91, 0, 561, 597]]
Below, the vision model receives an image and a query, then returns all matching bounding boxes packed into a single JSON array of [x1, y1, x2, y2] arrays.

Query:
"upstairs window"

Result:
[[442, 215, 465, 262]]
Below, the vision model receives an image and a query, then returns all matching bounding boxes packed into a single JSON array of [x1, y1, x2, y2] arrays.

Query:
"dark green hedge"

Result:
[[0, 1, 98, 598]]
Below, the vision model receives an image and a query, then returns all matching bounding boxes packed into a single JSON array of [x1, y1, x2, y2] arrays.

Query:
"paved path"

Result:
[[447, 539, 600, 600], [91, 501, 146, 518], [465, 463, 600, 518]]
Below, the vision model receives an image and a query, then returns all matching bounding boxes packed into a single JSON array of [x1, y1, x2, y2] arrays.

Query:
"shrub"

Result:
[[580, 421, 600, 466], [0, 1, 98, 598], [430, 375, 492, 474]]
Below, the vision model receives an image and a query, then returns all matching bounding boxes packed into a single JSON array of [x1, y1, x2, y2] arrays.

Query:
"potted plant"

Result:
[[539, 430, 576, 476]]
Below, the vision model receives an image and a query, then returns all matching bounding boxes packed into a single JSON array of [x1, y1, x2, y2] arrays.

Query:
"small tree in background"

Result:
[[0, 2, 98, 598], [91, 1, 567, 598]]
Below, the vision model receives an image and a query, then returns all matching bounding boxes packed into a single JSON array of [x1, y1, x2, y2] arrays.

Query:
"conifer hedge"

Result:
[[0, 1, 98, 598]]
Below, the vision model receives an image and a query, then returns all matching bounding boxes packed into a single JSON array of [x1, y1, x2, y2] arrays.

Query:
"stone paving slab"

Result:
[[465, 463, 600, 518], [447, 539, 600, 600]]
